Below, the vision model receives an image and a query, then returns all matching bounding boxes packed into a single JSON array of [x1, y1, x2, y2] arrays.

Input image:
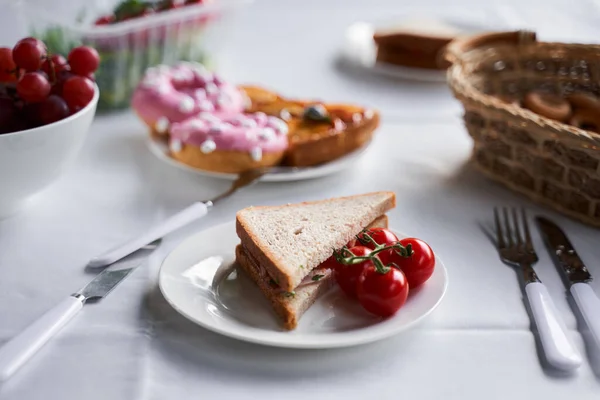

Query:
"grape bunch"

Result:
[[0, 37, 100, 134]]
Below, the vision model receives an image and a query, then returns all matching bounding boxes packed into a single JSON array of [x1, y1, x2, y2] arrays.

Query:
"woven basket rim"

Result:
[[447, 40, 600, 145]]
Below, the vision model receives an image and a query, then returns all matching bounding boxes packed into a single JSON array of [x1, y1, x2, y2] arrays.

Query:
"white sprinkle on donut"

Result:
[[155, 117, 170, 133], [189, 119, 206, 130], [197, 112, 221, 123], [170, 139, 182, 153], [195, 70, 213, 83], [267, 116, 288, 135], [198, 100, 215, 112], [205, 82, 218, 95], [241, 119, 258, 128], [194, 88, 207, 99], [253, 112, 268, 125], [157, 85, 170, 94], [258, 127, 276, 141], [250, 147, 263, 161], [216, 93, 230, 108], [179, 96, 195, 113], [201, 139, 216, 154]]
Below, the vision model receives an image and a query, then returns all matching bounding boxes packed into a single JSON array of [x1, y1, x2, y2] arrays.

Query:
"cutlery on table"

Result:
[[87, 167, 268, 269], [492, 207, 582, 371], [0, 241, 160, 382], [536, 216, 600, 349]]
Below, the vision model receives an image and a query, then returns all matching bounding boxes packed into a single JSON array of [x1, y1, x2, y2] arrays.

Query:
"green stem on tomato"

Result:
[[334, 241, 411, 275]]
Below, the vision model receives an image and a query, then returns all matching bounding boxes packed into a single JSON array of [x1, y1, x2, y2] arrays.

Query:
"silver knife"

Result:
[[536, 217, 600, 349], [0, 241, 159, 382]]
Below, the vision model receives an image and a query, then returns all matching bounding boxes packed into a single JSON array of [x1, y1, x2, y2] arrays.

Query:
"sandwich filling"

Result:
[[240, 244, 333, 297]]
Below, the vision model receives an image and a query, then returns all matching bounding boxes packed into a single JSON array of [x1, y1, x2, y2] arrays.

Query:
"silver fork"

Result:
[[493, 207, 581, 371]]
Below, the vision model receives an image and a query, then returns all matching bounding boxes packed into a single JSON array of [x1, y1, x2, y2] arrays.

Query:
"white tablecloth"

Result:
[[2, 1, 600, 399]]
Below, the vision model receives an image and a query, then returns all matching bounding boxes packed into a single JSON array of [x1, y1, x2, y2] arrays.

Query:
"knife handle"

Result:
[[0, 296, 84, 382], [571, 282, 600, 348], [87, 202, 209, 269], [525, 282, 582, 371]]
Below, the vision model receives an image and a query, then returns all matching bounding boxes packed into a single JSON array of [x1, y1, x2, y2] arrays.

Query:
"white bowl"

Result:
[[0, 86, 99, 218]]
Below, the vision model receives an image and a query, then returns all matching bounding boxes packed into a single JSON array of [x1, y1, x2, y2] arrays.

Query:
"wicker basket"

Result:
[[446, 31, 600, 227]]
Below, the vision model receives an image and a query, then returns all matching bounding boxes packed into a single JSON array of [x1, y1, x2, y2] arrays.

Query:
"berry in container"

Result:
[[20, 0, 249, 111]]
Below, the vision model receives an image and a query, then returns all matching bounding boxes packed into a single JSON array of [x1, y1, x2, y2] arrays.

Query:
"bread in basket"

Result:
[[446, 31, 600, 227]]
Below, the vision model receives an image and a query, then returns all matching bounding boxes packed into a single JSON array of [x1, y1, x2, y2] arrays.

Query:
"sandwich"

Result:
[[235, 191, 396, 330]]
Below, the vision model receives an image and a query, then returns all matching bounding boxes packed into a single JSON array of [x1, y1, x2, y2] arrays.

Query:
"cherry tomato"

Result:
[[356, 228, 399, 250], [334, 246, 372, 299], [12, 37, 46, 71], [357, 266, 409, 317], [0, 47, 17, 82], [380, 238, 435, 288]]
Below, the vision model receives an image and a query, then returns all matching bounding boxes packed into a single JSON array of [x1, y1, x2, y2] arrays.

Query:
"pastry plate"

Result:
[[340, 18, 502, 82], [158, 221, 448, 349], [147, 135, 373, 182]]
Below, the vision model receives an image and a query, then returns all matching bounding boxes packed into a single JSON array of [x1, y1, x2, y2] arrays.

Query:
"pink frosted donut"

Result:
[[168, 112, 289, 173], [132, 62, 246, 134]]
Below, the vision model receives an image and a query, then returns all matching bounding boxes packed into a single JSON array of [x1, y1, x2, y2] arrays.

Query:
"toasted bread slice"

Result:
[[235, 215, 388, 330], [372, 19, 460, 70], [240, 85, 380, 167], [236, 192, 396, 291]]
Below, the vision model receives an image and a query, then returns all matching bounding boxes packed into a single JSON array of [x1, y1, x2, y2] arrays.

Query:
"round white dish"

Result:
[[0, 85, 99, 219], [158, 221, 448, 349], [340, 18, 500, 82], [147, 135, 373, 182]]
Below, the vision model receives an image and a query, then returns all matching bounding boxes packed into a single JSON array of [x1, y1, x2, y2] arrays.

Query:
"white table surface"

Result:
[[2, 0, 600, 399]]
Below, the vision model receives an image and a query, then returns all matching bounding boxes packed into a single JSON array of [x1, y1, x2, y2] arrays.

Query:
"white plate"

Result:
[[340, 18, 500, 83], [147, 135, 372, 182], [158, 221, 448, 349]]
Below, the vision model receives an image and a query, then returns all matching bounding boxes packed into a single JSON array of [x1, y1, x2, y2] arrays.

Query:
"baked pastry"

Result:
[[169, 111, 288, 173], [372, 18, 461, 70], [240, 86, 380, 167], [131, 63, 245, 137], [133, 65, 379, 173], [523, 91, 572, 122]]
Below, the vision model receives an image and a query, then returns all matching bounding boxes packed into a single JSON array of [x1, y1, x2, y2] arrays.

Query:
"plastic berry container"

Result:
[[19, 0, 249, 111]]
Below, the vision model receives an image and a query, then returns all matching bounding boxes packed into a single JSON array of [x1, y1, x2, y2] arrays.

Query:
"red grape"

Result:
[[62, 76, 95, 111], [39, 95, 70, 124], [68, 46, 100, 76], [12, 37, 47, 71], [0, 47, 17, 82], [0, 97, 17, 133], [41, 54, 69, 78], [20, 102, 42, 127], [17, 72, 51, 103], [51, 70, 74, 96]]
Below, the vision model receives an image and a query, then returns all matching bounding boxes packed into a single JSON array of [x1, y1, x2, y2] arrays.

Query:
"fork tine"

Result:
[[512, 208, 523, 245], [521, 208, 533, 251], [494, 207, 505, 248], [503, 207, 513, 247]]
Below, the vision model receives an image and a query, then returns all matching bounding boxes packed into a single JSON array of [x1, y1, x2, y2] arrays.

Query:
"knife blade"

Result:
[[536, 216, 600, 350], [536, 217, 592, 284], [0, 241, 159, 382]]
